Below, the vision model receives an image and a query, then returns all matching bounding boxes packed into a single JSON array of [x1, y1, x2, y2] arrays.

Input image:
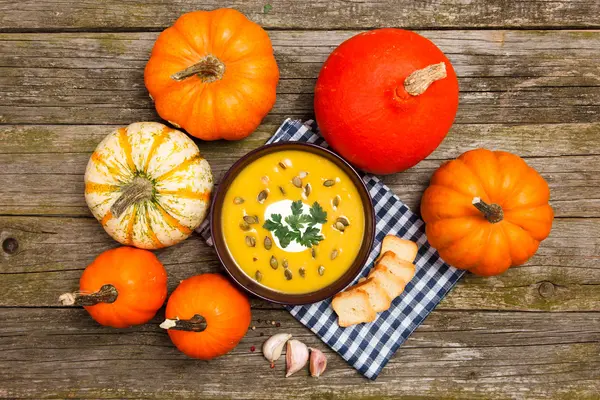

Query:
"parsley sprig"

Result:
[[263, 200, 327, 248]]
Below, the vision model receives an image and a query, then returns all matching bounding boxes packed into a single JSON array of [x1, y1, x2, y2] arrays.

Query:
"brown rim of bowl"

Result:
[[210, 142, 375, 305]]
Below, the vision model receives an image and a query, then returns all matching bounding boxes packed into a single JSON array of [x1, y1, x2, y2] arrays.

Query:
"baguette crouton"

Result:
[[377, 251, 416, 286], [348, 277, 392, 312], [332, 288, 377, 327], [368, 264, 406, 299], [379, 235, 418, 263]]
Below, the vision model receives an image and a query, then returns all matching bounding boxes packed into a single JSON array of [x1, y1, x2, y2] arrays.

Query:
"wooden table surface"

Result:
[[1, 1, 600, 399]]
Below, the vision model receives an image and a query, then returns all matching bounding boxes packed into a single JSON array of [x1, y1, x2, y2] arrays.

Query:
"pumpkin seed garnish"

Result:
[[245, 236, 256, 247], [336, 216, 350, 227], [330, 249, 339, 260], [299, 267, 306, 278], [284, 269, 293, 280], [304, 183, 312, 197], [335, 221, 346, 232], [318, 265, 325, 276], [234, 196, 245, 205], [323, 179, 335, 187], [257, 190, 268, 203], [279, 186, 286, 195], [292, 176, 302, 188], [261, 176, 270, 185], [298, 171, 308, 179], [264, 236, 273, 250], [255, 270, 263, 282], [239, 221, 250, 231], [270, 256, 278, 270], [311, 247, 316, 259], [282, 258, 289, 269], [333, 195, 341, 208], [278, 161, 287, 170], [244, 215, 259, 225], [253, 257, 258, 262]]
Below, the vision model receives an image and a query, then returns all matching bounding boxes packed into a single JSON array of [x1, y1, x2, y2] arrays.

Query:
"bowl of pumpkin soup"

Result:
[[211, 142, 375, 305]]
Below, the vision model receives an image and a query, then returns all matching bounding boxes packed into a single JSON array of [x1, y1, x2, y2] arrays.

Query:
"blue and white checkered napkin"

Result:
[[199, 119, 464, 379]]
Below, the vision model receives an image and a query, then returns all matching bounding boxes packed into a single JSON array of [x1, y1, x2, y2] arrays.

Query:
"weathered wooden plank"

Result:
[[0, 308, 598, 399], [1, 0, 600, 31], [1, 216, 598, 311], [2, 123, 599, 157], [2, 90, 599, 125], [0, 30, 599, 125], [2, 30, 599, 72], [2, 66, 600, 98], [1, 149, 598, 217]]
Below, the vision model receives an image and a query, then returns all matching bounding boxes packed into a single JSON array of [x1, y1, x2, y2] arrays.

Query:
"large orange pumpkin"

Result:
[[314, 29, 459, 174], [144, 9, 279, 141], [160, 274, 251, 360], [421, 149, 554, 276], [59, 247, 168, 328]]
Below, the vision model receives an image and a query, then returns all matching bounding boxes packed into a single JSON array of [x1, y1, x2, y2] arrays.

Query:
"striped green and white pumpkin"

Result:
[[84, 122, 213, 249]]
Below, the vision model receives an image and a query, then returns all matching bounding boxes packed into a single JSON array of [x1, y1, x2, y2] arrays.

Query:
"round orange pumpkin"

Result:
[[314, 29, 459, 174], [59, 247, 168, 328], [144, 9, 280, 141], [160, 274, 251, 360], [421, 149, 554, 276]]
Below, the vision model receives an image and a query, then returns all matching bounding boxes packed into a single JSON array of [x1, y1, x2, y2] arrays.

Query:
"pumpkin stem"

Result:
[[58, 284, 118, 306], [160, 314, 207, 332], [404, 62, 447, 96], [171, 54, 226, 83], [110, 176, 154, 218], [472, 197, 504, 223]]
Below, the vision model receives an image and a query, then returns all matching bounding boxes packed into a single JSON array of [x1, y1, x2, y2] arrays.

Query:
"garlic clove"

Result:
[[285, 339, 309, 377], [309, 348, 327, 378], [263, 333, 292, 366]]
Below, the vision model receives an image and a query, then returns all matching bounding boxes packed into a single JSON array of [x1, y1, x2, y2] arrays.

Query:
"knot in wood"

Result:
[[538, 281, 555, 298], [2, 237, 18, 254]]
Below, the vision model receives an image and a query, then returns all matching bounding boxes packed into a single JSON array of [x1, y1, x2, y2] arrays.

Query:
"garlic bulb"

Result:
[[309, 348, 327, 377], [285, 339, 309, 377], [263, 333, 292, 366]]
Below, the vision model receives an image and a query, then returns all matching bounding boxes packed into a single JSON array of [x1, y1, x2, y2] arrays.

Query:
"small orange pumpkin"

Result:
[[161, 274, 251, 360], [144, 8, 280, 141], [59, 247, 168, 327], [421, 149, 554, 276]]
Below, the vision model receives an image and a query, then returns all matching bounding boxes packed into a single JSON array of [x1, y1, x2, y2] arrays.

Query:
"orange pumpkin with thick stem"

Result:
[[160, 274, 251, 360], [314, 28, 459, 174], [144, 8, 279, 141], [59, 247, 168, 328], [420, 149, 554, 276]]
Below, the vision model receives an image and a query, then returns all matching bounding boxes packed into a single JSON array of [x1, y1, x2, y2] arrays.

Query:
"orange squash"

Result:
[[315, 29, 459, 174], [160, 274, 251, 360], [59, 247, 168, 328], [420, 149, 554, 276], [144, 9, 280, 141]]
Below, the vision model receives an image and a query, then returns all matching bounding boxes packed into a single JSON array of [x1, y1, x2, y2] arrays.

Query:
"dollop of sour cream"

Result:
[[263, 200, 323, 252]]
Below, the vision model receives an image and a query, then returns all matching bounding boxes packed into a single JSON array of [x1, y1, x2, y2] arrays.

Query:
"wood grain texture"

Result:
[[1, 0, 600, 31], [1, 1, 600, 398], [1, 30, 599, 125], [0, 307, 598, 399], [1, 215, 599, 311]]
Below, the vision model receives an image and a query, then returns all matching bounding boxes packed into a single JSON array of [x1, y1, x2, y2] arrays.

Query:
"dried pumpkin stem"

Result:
[[404, 62, 447, 96], [58, 284, 118, 306], [472, 197, 504, 224], [171, 54, 226, 83], [160, 314, 207, 332], [110, 176, 154, 218]]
